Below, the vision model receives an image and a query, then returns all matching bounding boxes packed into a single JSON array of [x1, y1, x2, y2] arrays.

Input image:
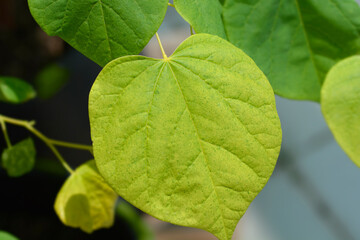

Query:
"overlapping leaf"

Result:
[[28, 0, 168, 66], [54, 160, 118, 233], [174, 0, 360, 101], [0, 77, 36, 104], [89, 34, 282, 240], [1, 138, 36, 177], [321, 55, 360, 167]]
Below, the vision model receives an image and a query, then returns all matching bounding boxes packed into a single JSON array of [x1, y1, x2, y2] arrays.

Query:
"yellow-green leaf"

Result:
[[89, 34, 282, 240], [54, 160, 118, 233], [321, 55, 360, 167], [1, 138, 36, 177]]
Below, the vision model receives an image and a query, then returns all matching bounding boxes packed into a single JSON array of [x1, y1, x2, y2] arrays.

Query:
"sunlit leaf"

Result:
[[1, 138, 36, 177], [54, 160, 118, 233], [0, 77, 36, 104], [321, 55, 360, 167], [89, 34, 282, 240], [174, 0, 360, 101], [28, 0, 169, 66]]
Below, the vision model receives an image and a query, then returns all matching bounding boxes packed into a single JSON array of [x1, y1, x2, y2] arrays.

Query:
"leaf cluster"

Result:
[[1, 0, 360, 240]]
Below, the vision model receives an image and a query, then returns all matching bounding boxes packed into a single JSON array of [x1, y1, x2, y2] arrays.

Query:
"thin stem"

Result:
[[0, 119, 12, 147], [168, 3, 175, 8], [190, 26, 194, 35], [155, 32, 168, 60], [49, 139, 93, 153], [26, 124, 74, 174], [0, 114, 94, 174]]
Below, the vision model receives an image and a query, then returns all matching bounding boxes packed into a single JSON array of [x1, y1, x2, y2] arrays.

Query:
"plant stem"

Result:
[[0, 119, 12, 147], [0, 114, 94, 174], [26, 124, 74, 174], [190, 26, 194, 35], [168, 3, 175, 8], [155, 32, 168, 60], [48, 139, 93, 153]]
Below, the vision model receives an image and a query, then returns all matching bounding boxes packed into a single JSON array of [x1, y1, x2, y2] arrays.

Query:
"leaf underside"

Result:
[[54, 160, 118, 233], [89, 34, 282, 240], [28, 0, 168, 67], [174, 0, 360, 101], [321, 55, 360, 167]]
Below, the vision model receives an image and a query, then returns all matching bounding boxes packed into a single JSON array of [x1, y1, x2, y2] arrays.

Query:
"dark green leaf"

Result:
[[174, 0, 360, 101], [28, 0, 169, 66], [35, 64, 69, 99], [0, 77, 36, 104], [1, 138, 36, 177]]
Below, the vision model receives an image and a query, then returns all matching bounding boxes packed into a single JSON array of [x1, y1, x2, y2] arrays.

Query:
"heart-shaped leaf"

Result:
[[321, 55, 360, 167], [89, 34, 282, 240], [54, 160, 118, 233], [1, 138, 36, 177], [28, 0, 168, 66], [0, 77, 36, 104], [174, 0, 360, 101]]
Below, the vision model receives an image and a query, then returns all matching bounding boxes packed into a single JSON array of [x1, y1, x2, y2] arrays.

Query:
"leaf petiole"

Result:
[[0, 115, 93, 174], [168, 3, 175, 8], [155, 32, 168, 60], [0, 119, 12, 147]]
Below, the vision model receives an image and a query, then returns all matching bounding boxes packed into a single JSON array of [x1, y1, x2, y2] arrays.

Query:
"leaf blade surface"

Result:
[[28, 0, 168, 66], [89, 34, 282, 240], [0, 77, 36, 104], [54, 160, 118, 233], [174, 0, 360, 101], [1, 138, 36, 177], [321, 55, 360, 167]]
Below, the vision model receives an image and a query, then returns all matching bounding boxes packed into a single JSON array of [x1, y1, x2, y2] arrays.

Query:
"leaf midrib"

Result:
[[293, 0, 321, 83], [166, 61, 228, 240]]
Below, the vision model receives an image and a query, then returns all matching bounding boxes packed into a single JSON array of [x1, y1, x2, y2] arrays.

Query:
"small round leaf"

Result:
[[1, 138, 36, 177]]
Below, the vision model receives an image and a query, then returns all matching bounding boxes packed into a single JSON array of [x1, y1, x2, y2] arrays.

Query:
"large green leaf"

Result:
[[54, 160, 118, 233], [321, 55, 360, 167], [0, 77, 36, 104], [89, 34, 282, 240], [174, 0, 360, 101], [28, 0, 168, 67], [1, 138, 36, 177]]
